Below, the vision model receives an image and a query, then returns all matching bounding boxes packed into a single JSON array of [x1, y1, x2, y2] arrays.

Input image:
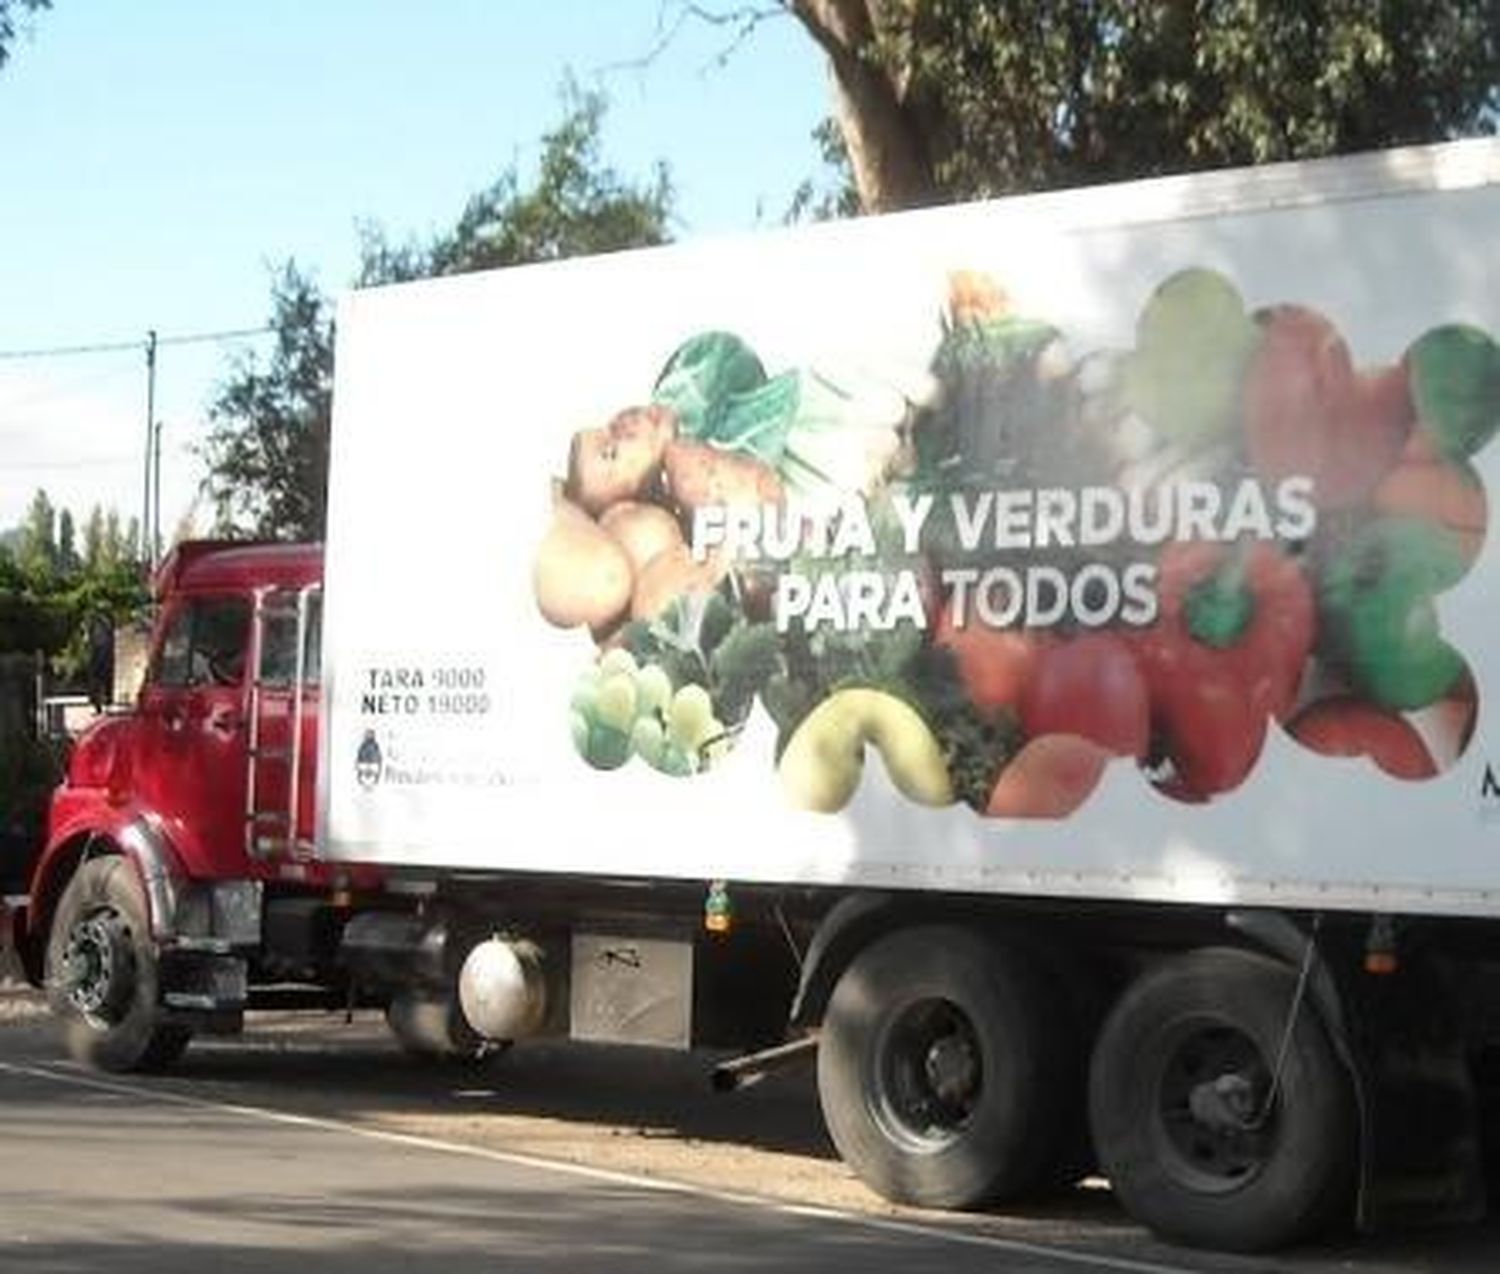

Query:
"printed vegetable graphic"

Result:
[[1133, 541, 1314, 798], [567, 404, 677, 516], [985, 735, 1111, 818], [651, 331, 768, 439], [1020, 633, 1150, 759], [651, 330, 906, 502], [1406, 325, 1500, 460], [917, 271, 1071, 484], [631, 544, 725, 622], [538, 263, 1497, 812], [1317, 516, 1468, 711], [932, 601, 1037, 713], [534, 494, 634, 631], [599, 502, 685, 575], [1372, 453, 1487, 564], [570, 648, 730, 776], [662, 439, 783, 515], [1121, 268, 1260, 445], [1287, 697, 1436, 781], [1244, 306, 1413, 508], [778, 688, 953, 813]]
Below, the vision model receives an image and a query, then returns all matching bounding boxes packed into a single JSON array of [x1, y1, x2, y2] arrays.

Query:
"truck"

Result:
[[7, 136, 1500, 1254]]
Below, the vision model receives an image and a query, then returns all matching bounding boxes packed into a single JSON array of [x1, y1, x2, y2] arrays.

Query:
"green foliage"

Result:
[[0, 490, 146, 672], [202, 263, 333, 541], [205, 84, 674, 541], [357, 83, 673, 283], [786, 117, 862, 223], [817, 0, 1500, 205], [15, 488, 58, 585], [0, 0, 49, 71]]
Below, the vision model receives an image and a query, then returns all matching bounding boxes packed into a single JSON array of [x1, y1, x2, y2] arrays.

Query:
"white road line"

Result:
[[0, 1059, 1199, 1274]]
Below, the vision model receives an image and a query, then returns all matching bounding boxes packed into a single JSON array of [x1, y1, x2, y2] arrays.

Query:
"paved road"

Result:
[[0, 1052, 1201, 1274], [3, 986, 1500, 1273]]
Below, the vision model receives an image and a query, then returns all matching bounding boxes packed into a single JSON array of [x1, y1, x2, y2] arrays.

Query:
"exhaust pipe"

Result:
[[710, 1034, 818, 1093]]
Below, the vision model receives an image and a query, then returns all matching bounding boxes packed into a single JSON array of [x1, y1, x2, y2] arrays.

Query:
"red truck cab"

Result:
[[12, 540, 375, 1069]]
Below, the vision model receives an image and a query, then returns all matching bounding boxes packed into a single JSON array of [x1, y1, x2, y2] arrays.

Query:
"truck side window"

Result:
[[259, 610, 298, 688], [152, 598, 251, 689], [258, 592, 322, 688]]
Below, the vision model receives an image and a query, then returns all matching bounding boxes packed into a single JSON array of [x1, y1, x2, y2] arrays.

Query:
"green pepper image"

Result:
[[1318, 516, 1468, 711], [1407, 324, 1500, 460]]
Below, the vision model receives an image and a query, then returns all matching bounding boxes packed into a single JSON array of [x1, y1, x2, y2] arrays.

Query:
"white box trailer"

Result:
[[313, 138, 1500, 1252], [324, 139, 1500, 919]]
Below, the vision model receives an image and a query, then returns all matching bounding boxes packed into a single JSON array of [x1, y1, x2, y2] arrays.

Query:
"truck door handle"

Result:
[[163, 708, 186, 734]]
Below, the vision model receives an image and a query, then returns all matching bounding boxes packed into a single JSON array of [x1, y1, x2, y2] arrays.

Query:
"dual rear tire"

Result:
[[816, 924, 1088, 1209], [1089, 947, 1356, 1252], [817, 930, 1355, 1252]]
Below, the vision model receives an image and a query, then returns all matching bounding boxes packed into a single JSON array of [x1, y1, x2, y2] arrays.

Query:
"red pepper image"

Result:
[[1132, 540, 1315, 799], [1021, 632, 1150, 758], [1244, 307, 1413, 509]]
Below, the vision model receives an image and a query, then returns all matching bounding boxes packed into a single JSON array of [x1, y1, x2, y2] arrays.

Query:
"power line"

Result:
[[8, 454, 138, 471], [0, 323, 276, 362]]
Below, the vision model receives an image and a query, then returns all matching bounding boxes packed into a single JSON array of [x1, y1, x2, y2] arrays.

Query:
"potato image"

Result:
[[534, 496, 633, 630], [566, 404, 678, 516], [630, 544, 725, 622], [600, 501, 685, 574], [662, 439, 783, 515]]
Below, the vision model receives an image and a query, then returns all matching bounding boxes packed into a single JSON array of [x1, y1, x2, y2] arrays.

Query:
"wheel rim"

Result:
[[872, 997, 983, 1151], [60, 906, 137, 1025], [1153, 1020, 1276, 1193]]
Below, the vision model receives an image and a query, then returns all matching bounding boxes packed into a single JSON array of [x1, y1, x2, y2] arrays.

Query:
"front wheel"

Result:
[[1089, 947, 1355, 1252], [45, 857, 191, 1072], [816, 924, 1078, 1209]]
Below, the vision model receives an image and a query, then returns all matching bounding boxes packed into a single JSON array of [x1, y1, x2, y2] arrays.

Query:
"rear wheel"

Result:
[[1089, 947, 1355, 1252], [45, 857, 191, 1072], [817, 924, 1078, 1209]]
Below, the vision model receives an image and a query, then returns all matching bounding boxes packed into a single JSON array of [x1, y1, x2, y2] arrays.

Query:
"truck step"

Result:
[[247, 810, 291, 825], [248, 746, 292, 761]]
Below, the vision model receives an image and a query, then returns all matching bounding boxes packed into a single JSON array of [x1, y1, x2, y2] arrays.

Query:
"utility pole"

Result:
[[142, 329, 157, 567], [152, 418, 163, 566]]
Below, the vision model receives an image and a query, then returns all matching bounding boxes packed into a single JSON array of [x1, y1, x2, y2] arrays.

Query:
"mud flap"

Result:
[[1358, 956, 1487, 1230]]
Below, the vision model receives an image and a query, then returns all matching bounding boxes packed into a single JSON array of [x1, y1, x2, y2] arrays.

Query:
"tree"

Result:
[[202, 264, 334, 540], [204, 85, 673, 541], [56, 508, 78, 575], [0, 0, 48, 72], [358, 85, 673, 283], [16, 488, 57, 586], [0, 492, 146, 665], [784, 0, 1500, 211]]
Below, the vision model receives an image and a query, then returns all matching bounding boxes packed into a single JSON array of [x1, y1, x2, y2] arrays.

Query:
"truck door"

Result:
[[134, 594, 252, 871]]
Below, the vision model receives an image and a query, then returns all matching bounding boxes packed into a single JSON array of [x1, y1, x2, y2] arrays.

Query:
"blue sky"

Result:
[[0, 3, 831, 537]]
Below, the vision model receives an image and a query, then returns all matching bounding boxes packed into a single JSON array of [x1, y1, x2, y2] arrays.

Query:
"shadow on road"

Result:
[[171, 1010, 842, 1161]]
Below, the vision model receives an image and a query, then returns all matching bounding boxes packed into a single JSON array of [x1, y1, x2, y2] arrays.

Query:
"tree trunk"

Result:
[[790, 0, 936, 211]]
